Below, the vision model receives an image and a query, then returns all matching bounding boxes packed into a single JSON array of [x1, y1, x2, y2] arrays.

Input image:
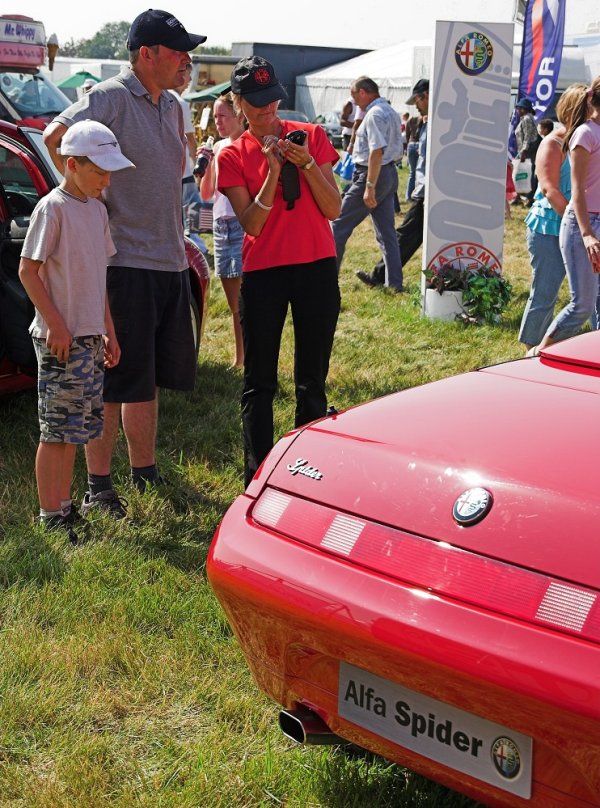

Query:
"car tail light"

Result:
[[252, 488, 600, 643]]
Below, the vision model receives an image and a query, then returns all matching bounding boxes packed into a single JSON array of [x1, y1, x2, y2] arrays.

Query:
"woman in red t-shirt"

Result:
[[217, 57, 341, 487]]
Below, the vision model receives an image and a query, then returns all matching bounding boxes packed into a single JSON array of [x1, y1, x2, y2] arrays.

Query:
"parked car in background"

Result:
[[208, 333, 600, 808], [0, 121, 209, 398], [314, 111, 343, 149], [277, 109, 310, 124]]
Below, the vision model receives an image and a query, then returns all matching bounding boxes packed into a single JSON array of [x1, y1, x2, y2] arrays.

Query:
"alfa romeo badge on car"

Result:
[[491, 736, 522, 780], [453, 487, 493, 526]]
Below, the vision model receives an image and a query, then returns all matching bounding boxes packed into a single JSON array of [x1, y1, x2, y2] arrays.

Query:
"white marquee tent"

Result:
[[295, 40, 432, 119], [296, 36, 598, 119]]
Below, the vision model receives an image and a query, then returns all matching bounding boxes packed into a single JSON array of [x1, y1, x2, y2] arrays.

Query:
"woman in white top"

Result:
[[200, 94, 246, 367], [535, 76, 600, 351]]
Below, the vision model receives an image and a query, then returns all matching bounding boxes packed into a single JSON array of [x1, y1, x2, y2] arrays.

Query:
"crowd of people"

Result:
[[15, 7, 600, 541]]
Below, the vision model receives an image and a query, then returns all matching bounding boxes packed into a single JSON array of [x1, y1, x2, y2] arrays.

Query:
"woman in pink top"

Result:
[[535, 76, 600, 351]]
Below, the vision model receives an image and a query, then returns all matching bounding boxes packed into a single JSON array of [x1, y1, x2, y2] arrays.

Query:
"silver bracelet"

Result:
[[254, 194, 273, 211]]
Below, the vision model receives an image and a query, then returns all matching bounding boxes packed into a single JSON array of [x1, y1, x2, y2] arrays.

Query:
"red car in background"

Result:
[[208, 335, 600, 808], [0, 120, 209, 398]]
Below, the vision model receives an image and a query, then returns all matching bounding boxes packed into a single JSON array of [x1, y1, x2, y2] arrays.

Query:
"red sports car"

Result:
[[0, 120, 209, 398], [208, 333, 600, 808]]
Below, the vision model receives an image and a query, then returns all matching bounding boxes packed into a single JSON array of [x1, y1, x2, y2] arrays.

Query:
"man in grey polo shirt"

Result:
[[44, 10, 207, 516], [332, 76, 404, 292]]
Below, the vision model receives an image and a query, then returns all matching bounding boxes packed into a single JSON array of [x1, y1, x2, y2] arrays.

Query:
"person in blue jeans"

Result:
[[518, 84, 586, 350], [200, 93, 246, 367], [404, 114, 422, 200], [356, 79, 429, 289], [533, 78, 600, 354]]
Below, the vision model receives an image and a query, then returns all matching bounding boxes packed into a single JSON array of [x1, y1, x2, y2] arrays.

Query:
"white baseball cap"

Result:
[[58, 121, 135, 171]]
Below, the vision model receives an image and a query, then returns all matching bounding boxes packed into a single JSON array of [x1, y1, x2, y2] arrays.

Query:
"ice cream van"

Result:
[[0, 15, 69, 129]]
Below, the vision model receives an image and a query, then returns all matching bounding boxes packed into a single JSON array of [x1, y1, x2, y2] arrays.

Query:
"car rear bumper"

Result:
[[208, 493, 600, 808]]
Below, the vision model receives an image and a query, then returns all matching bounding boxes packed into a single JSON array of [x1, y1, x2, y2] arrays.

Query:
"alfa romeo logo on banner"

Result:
[[455, 32, 493, 75], [427, 242, 501, 275]]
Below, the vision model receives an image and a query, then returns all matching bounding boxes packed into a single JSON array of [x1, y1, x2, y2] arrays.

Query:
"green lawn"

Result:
[[0, 175, 568, 806]]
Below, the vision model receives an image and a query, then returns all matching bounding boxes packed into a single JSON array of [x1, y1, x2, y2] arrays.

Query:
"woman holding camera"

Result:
[[218, 56, 341, 487]]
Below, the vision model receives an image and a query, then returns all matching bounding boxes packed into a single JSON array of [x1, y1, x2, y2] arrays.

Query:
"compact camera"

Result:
[[285, 129, 308, 146]]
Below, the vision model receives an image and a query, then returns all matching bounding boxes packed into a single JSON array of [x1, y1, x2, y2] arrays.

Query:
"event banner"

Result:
[[519, 0, 566, 120], [422, 21, 514, 314]]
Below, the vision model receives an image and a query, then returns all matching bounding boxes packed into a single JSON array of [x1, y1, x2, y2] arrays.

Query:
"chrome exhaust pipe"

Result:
[[278, 707, 342, 745]]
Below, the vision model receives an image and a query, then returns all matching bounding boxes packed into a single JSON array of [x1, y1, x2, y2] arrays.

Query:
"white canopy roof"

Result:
[[296, 37, 596, 119], [296, 40, 431, 118]]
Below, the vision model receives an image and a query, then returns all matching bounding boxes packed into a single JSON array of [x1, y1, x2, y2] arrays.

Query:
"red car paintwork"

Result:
[[208, 333, 600, 807], [13, 117, 47, 130], [0, 121, 209, 399]]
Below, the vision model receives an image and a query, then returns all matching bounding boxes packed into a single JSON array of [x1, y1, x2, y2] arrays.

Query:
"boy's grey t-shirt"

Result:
[[53, 67, 187, 273], [22, 187, 116, 338]]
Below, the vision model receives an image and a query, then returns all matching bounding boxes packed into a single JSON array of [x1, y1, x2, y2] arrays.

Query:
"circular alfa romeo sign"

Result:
[[427, 242, 501, 275], [455, 32, 494, 76], [491, 736, 522, 780], [452, 488, 493, 526]]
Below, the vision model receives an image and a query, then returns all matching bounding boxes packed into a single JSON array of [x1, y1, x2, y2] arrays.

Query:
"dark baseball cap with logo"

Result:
[[127, 9, 207, 51], [230, 56, 288, 107], [407, 78, 429, 105]]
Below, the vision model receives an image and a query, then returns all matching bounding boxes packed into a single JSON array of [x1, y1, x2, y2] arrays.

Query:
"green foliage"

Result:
[[423, 264, 465, 292], [196, 46, 232, 55], [463, 268, 513, 324], [57, 37, 87, 58], [58, 23, 231, 59], [423, 265, 513, 324], [66, 22, 130, 60]]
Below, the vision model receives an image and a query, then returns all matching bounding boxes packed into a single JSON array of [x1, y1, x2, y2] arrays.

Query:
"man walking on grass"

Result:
[[356, 78, 429, 289], [332, 76, 404, 293]]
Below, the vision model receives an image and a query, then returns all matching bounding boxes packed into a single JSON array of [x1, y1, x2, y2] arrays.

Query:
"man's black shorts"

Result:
[[104, 266, 196, 403]]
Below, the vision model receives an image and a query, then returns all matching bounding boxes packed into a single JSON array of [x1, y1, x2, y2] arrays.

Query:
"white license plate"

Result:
[[338, 662, 532, 799]]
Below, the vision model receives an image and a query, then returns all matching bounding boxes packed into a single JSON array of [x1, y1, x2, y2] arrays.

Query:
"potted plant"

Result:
[[423, 265, 512, 324], [422, 264, 467, 321], [462, 267, 513, 324]]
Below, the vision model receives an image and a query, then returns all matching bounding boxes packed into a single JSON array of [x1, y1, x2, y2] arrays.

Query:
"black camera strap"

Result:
[[281, 161, 300, 210]]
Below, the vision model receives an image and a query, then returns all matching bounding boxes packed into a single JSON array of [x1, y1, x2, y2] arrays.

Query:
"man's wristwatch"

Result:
[[366, 180, 375, 188]]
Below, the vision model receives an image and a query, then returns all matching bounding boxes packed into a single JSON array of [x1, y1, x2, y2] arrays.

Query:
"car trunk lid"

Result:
[[262, 367, 600, 591]]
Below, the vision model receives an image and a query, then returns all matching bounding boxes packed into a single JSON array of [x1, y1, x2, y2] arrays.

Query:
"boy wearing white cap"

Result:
[[19, 120, 135, 542], [44, 9, 208, 510]]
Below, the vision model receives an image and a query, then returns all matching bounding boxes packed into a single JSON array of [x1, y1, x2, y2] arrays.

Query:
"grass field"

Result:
[[0, 172, 571, 806]]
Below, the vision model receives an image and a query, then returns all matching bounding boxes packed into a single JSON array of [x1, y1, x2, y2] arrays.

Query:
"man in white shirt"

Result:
[[332, 76, 404, 292], [357, 79, 429, 289]]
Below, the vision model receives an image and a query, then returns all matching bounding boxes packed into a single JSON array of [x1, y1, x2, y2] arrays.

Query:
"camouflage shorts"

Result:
[[33, 335, 104, 444]]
